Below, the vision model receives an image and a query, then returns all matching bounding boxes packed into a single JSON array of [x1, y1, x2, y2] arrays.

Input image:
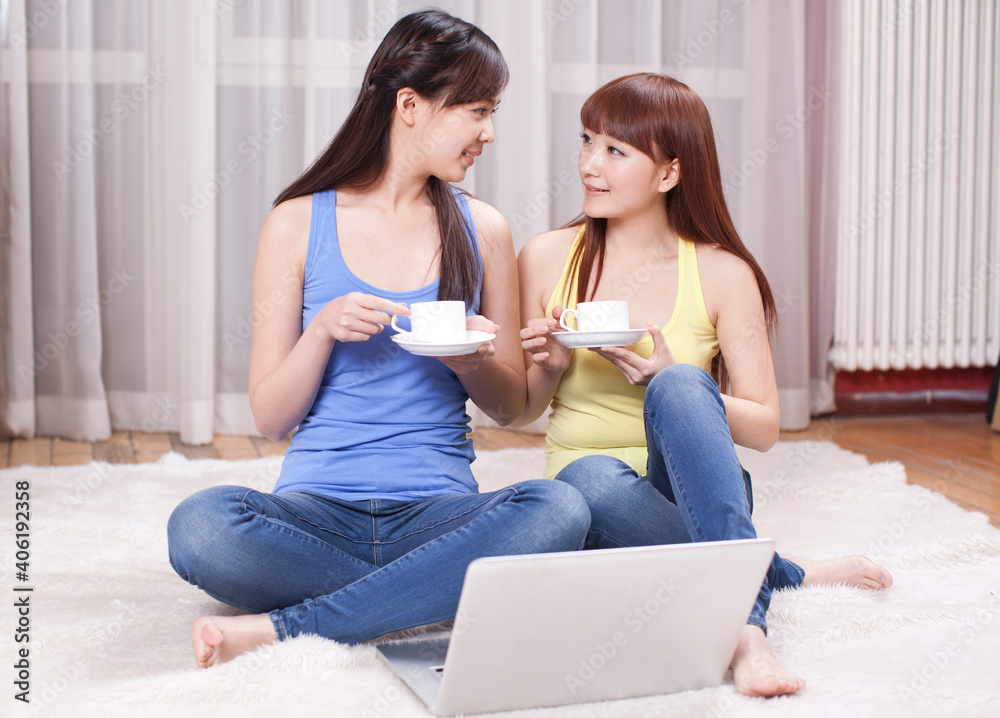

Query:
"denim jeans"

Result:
[[168, 479, 590, 644], [554, 363, 803, 632]]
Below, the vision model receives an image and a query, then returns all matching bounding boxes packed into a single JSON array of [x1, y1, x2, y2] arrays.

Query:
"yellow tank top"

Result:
[[543, 227, 720, 478]]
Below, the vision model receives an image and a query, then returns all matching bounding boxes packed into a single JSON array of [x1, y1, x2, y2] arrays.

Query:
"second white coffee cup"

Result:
[[559, 301, 630, 333], [391, 300, 467, 343]]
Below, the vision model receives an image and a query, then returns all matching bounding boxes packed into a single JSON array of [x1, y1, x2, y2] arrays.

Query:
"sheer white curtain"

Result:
[[0, 0, 814, 443]]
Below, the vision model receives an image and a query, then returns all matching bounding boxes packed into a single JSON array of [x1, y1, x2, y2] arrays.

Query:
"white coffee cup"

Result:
[[559, 301, 630, 333], [391, 300, 467, 343]]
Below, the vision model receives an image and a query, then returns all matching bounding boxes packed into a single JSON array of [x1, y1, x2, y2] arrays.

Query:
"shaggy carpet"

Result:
[[2, 441, 999, 718]]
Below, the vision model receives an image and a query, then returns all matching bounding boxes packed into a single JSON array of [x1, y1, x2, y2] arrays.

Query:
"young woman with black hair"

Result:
[[167, 10, 589, 668]]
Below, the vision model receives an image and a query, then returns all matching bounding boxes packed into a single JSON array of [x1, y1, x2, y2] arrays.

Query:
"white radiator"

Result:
[[830, 0, 1000, 372]]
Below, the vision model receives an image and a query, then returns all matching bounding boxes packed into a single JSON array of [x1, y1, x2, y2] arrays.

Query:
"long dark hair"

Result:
[[569, 73, 777, 390], [275, 9, 508, 304]]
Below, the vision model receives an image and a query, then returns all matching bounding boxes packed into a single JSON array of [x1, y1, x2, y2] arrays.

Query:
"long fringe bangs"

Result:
[[580, 74, 675, 161]]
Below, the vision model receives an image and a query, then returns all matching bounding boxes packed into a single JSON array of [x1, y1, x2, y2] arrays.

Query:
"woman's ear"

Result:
[[659, 159, 681, 193], [395, 88, 419, 127]]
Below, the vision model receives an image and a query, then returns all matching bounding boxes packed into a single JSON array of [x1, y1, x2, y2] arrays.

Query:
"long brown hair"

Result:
[[274, 10, 508, 304], [569, 73, 776, 390]]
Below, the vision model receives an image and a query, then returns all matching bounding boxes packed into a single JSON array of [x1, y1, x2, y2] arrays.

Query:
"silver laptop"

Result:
[[376, 538, 775, 716]]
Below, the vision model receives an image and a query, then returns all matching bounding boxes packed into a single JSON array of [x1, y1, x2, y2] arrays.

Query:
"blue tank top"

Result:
[[273, 188, 482, 500]]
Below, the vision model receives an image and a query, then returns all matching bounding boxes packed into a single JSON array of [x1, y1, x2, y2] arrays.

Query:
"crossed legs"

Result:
[[168, 480, 591, 667], [556, 364, 892, 697]]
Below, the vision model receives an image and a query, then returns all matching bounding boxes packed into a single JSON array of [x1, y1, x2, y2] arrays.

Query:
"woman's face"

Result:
[[578, 129, 672, 221], [416, 97, 500, 183]]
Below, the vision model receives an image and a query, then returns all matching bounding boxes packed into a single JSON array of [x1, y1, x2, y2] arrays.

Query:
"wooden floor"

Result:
[[3, 413, 998, 527]]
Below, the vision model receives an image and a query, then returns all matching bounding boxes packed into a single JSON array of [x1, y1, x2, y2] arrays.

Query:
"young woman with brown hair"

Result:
[[167, 9, 589, 668], [517, 73, 892, 697]]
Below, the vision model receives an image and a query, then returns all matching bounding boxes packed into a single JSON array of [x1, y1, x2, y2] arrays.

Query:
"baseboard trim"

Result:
[[834, 388, 988, 416]]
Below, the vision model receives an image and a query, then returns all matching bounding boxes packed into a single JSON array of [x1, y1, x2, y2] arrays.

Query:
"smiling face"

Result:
[[578, 130, 678, 221], [417, 97, 500, 182]]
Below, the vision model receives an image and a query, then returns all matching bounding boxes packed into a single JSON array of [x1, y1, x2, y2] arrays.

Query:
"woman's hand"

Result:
[[520, 306, 573, 373], [592, 323, 676, 386], [315, 292, 409, 343], [435, 314, 499, 375]]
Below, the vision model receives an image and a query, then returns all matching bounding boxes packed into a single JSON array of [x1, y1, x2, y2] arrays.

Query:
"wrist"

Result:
[[305, 314, 338, 348]]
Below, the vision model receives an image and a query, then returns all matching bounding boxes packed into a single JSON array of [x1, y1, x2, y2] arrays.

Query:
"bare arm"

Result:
[[513, 231, 575, 427], [448, 200, 526, 426], [248, 198, 408, 440], [585, 245, 780, 451], [707, 252, 781, 452]]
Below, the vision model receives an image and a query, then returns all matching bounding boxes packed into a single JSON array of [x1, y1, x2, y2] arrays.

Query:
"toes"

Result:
[[202, 621, 225, 647], [737, 674, 804, 698], [878, 569, 893, 589], [192, 618, 225, 669]]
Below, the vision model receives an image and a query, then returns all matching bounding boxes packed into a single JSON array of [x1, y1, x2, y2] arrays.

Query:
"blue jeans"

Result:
[[168, 480, 590, 644], [554, 363, 803, 632]]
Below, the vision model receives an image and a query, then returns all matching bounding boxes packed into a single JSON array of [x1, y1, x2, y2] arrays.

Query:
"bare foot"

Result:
[[191, 614, 277, 668], [730, 625, 805, 697], [788, 555, 893, 590]]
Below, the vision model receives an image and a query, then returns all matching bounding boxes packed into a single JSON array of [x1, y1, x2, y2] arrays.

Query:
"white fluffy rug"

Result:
[[2, 442, 1000, 718]]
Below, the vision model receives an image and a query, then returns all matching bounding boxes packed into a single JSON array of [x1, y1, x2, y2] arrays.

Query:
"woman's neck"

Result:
[[358, 126, 434, 211], [604, 211, 679, 257], [360, 164, 430, 212]]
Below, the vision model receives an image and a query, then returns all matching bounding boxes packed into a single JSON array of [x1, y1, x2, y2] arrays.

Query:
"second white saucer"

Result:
[[552, 328, 649, 349]]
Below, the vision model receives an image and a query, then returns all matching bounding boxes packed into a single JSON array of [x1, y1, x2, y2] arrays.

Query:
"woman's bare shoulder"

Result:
[[264, 195, 312, 233], [260, 195, 311, 247], [464, 194, 512, 253], [257, 195, 313, 275], [519, 225, 580, 264], [517, 226, 580, 310], [694, 242, 763, 318], [695, 242, 755, 276]]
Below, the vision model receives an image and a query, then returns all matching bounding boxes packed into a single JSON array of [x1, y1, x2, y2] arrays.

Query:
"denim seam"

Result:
[[236, 491, 376, 575], [370, 499, 380, 565], [239, 489, 366, 546], [787, 559, 805, 587], [276, 485, 532, 640], [647, 421, 706, 542], [376, 487, 520, 545], [586, 526, 629, 550], [747, 614, 767, 633], [270, 610, 290, 640]]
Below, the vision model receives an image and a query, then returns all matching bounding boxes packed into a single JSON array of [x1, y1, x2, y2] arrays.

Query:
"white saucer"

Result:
[[553, 328, 648, 349], [391, 330, 496, 357]]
